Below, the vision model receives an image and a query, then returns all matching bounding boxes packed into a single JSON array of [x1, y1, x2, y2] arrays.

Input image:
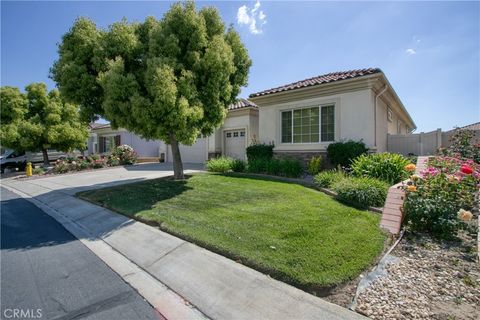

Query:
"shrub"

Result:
[[246, 143, 274, 161], [206, 157, 234, 173], [327, 140, 368, 167], [314, 170, 345, 188], [247, 158, 268, 173], [266, 159, 282, 176], [403, 156, 480, 239], [280, 159, 303, 178], [351, 152, 411, 184], [33, 167, 45, 175], [441, 129, 480, 163], [111, 144, 138, 165], [332, 177, 389, 209], [307, 156, 322, 175], [247, 158, 303, 178], [231, 159, 246, 173]]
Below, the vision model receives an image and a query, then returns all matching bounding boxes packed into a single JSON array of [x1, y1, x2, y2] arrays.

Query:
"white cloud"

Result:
[[406, 48, 417, 55], [236, 1, 267, 35]]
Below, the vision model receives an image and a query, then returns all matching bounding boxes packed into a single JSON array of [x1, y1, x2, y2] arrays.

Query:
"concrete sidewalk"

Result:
[[2, 164, 365, 320]]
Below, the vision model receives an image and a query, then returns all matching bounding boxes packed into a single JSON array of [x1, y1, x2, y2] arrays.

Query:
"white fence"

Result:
[[387, 129, 480, 156]]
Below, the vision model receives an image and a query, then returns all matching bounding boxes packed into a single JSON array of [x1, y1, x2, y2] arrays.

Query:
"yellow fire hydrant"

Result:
[[26, 162, 33, 177]]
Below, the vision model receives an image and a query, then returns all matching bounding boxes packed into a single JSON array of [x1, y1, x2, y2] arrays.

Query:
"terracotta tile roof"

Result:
[[249, 68, 382, 98], [228, 98, 258, 110], [89, 122, 111, 130]]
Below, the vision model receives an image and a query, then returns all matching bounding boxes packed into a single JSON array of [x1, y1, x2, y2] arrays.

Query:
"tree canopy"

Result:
[[0, 83, 89, 165], [51, 1, 252, 178]]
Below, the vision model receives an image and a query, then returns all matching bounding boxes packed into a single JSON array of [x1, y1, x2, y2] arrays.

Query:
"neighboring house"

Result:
[[87, 99, 259, 163], [88, 68, 415, 164], [248, 68, 416, 163]]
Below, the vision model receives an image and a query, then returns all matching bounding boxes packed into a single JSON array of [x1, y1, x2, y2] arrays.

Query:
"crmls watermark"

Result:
[[3, 309, 43, 319]]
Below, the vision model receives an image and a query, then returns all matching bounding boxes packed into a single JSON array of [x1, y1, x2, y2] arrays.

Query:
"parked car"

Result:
[[0, 149, 77, 173]]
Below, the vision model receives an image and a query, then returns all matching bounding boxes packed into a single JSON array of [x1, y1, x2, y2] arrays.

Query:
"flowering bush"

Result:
[[111, 145, 138, 165], [439, 129, 480, 163], [403, 155, 479, 239], [52, 153, 122, 174]]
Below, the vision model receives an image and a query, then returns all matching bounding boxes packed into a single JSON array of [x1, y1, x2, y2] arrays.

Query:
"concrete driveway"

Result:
[[3, 162, 205, 195]]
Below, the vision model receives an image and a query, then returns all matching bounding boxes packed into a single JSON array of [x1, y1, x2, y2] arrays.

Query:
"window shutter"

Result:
[[99, 137, 104, 153], [115, 135, 121, 147]]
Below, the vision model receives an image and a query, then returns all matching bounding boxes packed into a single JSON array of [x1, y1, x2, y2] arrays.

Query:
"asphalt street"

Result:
[[0, 187, 162, 320]]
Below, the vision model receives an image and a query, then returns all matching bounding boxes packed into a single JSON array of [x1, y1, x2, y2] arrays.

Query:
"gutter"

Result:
[[374, 85, 388, 147]]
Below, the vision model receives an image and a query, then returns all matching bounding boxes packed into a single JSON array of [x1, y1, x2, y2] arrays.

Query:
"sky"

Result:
[[1, 1, 479, 132]]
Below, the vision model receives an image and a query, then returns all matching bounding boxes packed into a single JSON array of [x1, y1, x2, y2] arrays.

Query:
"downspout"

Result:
[[374, 85, 388, 148]]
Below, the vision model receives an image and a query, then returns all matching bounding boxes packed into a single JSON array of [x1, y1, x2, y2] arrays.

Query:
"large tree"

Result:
[[51, 1, 251, 179], [0, 83, 89, 165]]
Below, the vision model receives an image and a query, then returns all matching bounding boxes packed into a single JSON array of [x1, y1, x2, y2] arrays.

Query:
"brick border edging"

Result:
[[379, 156, 430, 234]]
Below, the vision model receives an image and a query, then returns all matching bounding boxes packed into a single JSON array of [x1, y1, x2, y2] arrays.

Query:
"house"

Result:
[[87, 98, 259, 163], [248, 68, 416, 163], [88, 68, 415, 164]]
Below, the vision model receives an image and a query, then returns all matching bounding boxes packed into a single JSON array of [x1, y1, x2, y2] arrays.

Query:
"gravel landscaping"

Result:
[[355, 231, 479, 320]]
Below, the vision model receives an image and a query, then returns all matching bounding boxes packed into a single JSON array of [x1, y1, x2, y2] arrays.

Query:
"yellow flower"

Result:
[[405, 163, 416, 172], [458, 209, 473, 221], [411, 174, 420, 181], [406, 185, 417, 192]]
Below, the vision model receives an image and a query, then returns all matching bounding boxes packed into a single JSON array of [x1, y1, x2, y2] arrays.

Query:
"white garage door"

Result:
[[224, 129, 246, 160], [167, 137, 207, 163]]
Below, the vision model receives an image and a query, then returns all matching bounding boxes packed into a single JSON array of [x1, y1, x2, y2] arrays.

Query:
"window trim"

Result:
[[280, 104, 335, 145]]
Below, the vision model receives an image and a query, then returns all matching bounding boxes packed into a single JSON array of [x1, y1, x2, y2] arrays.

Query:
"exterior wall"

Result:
[[88, 128, 161, 158], [207, 108, 259, 158], [258, 89, 375, 152]]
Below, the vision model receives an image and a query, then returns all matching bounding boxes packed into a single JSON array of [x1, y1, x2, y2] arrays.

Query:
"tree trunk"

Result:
[[169, 133, 184, 180], [42, 148, 50, 166]]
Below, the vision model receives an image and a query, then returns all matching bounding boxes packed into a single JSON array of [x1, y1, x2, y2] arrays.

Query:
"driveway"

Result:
[[0, 187, 161, 320]]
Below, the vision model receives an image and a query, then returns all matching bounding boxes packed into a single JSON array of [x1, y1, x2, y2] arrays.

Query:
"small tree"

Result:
[[0, 83, 89, 165], [51, 1, 251, 179]]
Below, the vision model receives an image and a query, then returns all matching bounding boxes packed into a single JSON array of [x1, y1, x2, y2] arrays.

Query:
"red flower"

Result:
[[460, 165, 473, 175]]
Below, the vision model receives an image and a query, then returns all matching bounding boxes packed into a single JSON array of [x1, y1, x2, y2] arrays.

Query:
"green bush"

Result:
[[33, 167, 45, 175], [332, 177, 389, 209], [280, 159, 303, 178], [247, 158, 303, 178], [231, 159, 246, 172], [313, 170, 345, 188], [247, 158, 268, 173], [246, 143, 274, 161], [351, 152, 411, 185], [206, 157, 234, 173], [327, 140, 368, 167], [307, 156, 322, 175], [266, 159, 282, 176]]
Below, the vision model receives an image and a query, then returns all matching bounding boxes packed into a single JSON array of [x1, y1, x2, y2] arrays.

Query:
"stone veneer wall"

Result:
[[273, 151, 333, 168]]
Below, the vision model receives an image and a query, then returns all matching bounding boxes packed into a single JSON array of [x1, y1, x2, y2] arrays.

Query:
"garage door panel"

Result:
[[224, 130, 246, 160]]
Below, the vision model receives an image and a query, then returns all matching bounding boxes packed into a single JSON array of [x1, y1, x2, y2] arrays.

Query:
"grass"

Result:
[[77, 173, 386, 291]]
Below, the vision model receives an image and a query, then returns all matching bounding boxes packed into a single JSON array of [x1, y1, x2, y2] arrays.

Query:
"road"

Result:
[[0, 187, 162, 320]]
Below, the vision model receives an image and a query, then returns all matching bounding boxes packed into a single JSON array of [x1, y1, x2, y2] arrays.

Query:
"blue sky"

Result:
[[1, 1, 479, 132]]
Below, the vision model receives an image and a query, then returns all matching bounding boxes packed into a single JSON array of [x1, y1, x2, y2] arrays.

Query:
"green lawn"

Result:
[[77, 173, 386, 291]]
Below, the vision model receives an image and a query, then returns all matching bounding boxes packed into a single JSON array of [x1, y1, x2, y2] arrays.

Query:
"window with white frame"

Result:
[[281, 105, 334, 143]]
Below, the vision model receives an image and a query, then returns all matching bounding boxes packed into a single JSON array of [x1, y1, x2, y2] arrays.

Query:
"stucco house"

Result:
[[88, 68, 415, 164], [88, 98, 259, 163], [248, 68, 415, 162]]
